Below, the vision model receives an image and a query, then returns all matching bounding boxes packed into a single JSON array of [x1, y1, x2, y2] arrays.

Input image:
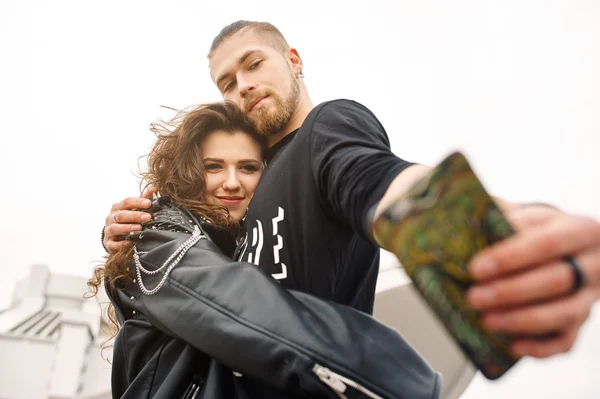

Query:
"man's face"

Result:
[[209, 30, 300, 137]]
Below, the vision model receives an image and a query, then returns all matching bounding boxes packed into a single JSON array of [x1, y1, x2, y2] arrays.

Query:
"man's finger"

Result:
[[480, 287, 596, 335], [111, 210, 152, 225], [467, 261, 573, 310], [468, 245, 600, 310], [141, 187, 158, 200], [470, 214, 600, 281], [510, 325, 581, 358], [111, 197, 152, 213], [105, 239, 133, 253], [105, 223, 143, 240], [505, 205, 559, 231]]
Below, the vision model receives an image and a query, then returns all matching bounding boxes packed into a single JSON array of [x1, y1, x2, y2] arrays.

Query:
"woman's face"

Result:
[[201, 130, 263, 221]]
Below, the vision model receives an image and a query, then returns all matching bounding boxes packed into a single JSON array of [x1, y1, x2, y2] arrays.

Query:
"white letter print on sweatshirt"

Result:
[[239, 206, 287, 280]]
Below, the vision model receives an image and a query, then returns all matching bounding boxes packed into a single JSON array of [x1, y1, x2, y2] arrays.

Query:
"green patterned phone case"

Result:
[[373, 151, 519, 380]]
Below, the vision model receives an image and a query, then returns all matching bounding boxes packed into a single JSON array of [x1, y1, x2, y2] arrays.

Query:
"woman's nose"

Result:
[[222, 170, 241, 191]]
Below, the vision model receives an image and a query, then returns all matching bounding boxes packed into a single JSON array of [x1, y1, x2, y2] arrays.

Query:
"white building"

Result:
[[0, 264, 112, 399], [0, 261, 474, 399]]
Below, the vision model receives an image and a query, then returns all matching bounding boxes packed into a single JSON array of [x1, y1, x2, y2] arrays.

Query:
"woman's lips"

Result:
[[216, 196, 244, 206]]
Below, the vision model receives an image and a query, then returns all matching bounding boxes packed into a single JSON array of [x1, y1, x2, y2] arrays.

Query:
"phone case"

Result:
[[372, 151, 520, 380]]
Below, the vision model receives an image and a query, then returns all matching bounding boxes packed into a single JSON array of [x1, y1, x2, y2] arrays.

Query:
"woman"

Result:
[[88, 102, 440, 399]]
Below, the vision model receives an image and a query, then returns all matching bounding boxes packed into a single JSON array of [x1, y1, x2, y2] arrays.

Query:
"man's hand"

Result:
[[103, 187, 157, 252], [466, 205, 600, 358], [371, 164, 431, 244]]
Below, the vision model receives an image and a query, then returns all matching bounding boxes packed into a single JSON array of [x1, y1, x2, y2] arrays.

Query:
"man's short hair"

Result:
[[208, 20, 290, 58]]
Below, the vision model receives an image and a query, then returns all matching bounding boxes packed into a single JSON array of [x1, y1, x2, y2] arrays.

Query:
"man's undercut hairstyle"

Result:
[[208, 20, 290, 58]]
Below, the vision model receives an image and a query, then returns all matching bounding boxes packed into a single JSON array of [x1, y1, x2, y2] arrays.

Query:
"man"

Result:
[[104, 20, 599, 379]]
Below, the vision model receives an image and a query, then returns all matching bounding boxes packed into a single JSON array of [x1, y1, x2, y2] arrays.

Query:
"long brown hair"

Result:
[[87, 101, 266, 348]]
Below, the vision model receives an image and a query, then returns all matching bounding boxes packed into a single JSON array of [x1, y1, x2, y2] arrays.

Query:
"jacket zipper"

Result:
[[182, 382, 202, 399], [313, 364, 385, 399]]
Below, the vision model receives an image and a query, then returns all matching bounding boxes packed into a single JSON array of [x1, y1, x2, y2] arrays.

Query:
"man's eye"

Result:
[[249, 60, 262, 70], [223, 81, 236, 92]]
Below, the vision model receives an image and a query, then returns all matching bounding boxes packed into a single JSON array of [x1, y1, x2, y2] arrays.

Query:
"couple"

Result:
[[93, 20, 600, 399]]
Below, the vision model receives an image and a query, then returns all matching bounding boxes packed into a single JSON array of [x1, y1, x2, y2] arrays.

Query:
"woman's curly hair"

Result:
[[87, 101, 266, 350]]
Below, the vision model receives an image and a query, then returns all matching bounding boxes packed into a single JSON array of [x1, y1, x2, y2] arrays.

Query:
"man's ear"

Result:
[[288, 48, 304, 75]]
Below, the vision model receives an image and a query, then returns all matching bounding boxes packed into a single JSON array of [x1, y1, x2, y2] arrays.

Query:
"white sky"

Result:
[[1, 1, 598, 397]]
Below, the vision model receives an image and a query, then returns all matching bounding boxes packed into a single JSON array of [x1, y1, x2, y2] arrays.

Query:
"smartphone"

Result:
[[372, 151, 519, 380]]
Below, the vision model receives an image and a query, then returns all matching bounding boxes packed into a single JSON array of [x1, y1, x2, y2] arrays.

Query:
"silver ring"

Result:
[[112, 210, 121, 223], [565, 256, 585, 293]]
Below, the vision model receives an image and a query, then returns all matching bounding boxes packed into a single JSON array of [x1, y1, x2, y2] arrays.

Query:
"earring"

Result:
[[297, 72, 305, 79]]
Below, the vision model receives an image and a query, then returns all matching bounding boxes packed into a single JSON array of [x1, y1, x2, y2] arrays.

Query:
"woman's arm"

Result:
[[110, 223, 440, 399]]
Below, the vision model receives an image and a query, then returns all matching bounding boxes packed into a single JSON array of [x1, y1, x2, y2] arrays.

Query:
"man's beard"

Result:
[[246, 78, 300, 137]]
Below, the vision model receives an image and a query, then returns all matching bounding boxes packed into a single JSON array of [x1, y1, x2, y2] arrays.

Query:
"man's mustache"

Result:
[[243, 90, 273, 113]]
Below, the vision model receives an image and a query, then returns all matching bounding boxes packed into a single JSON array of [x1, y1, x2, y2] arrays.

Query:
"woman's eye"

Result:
[[241, 164, 258, 172], [205, 164, 222, 171]]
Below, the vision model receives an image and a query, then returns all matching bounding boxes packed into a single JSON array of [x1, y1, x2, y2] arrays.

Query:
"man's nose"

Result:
[[238, 74, 257, 98]]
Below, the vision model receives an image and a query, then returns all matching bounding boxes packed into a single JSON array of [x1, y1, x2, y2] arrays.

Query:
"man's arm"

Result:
[[309, 99, 598, 360], [370, 163, 518, 246], [369, 157, 599, 361], [369, 164, 429, 246], [309, 100, 415, 239]]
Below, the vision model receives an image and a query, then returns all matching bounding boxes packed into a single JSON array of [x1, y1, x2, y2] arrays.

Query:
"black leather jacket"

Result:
[[106, 198, 442, 399]]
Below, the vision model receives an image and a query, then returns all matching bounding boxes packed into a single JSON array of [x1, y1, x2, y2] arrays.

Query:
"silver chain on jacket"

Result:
[[133, 225, 203, 295]]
